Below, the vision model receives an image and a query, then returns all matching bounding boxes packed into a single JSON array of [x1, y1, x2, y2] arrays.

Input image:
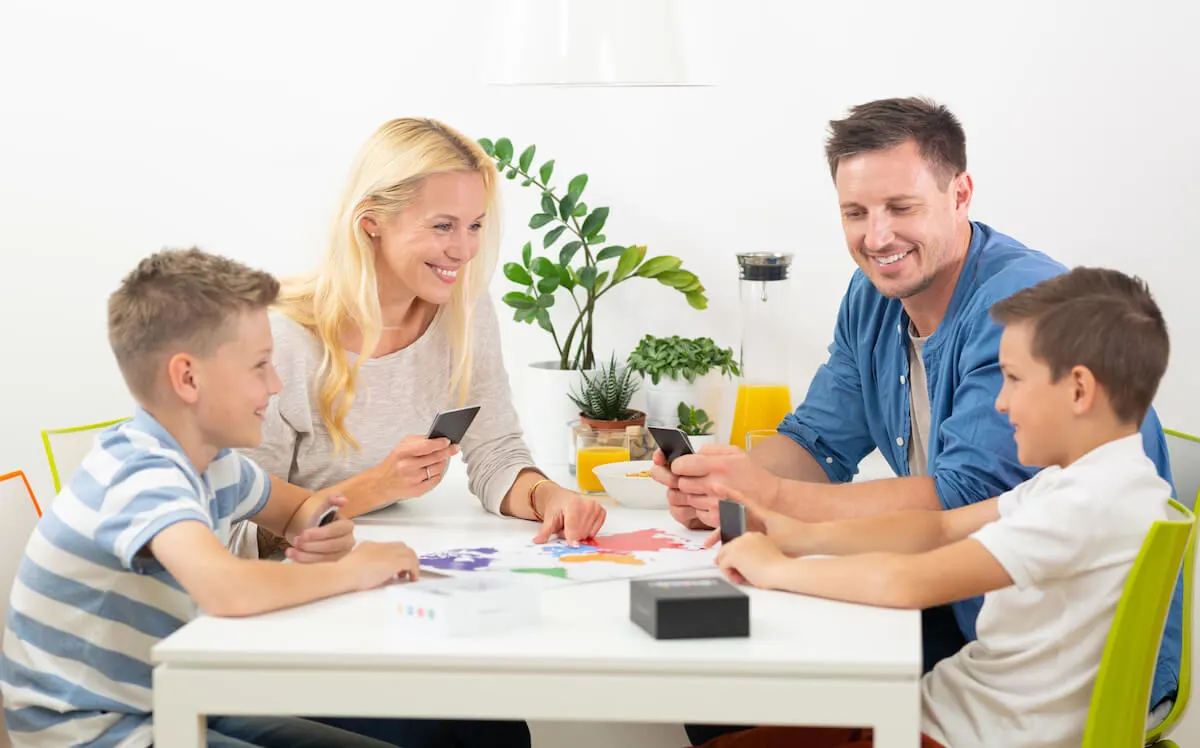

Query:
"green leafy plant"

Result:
[[568, 354, 641, 422], [676, 402, 715, 436], [478, 136, 708, 371], [626, 335, 741, 385]]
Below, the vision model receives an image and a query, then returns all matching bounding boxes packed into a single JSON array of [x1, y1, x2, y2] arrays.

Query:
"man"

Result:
[[653, 97, 1180, 745]]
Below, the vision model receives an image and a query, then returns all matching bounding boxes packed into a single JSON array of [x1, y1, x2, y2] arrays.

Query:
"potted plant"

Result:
[[568, 354, 644, 430], [626, 334, 740, 431], [476, 136, 708, 464], [676, 401, 717, 449]]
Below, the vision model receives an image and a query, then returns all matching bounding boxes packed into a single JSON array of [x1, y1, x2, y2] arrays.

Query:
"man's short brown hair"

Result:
[[825, 97, 967, 188], [108, 248, 280, 401], [990, 267, 1169, 425]]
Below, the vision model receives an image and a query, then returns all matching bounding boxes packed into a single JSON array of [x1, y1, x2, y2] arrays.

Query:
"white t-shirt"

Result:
[[921, 433, 1171, 748]]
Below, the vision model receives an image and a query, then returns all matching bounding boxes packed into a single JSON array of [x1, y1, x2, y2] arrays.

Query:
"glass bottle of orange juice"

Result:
[[730, 252, 794, 450]]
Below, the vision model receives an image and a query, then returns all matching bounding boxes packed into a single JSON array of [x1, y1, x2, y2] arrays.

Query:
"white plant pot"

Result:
[[688, 433, 718, 450], [511, 360, 595, 466], [642, 371, 726, 432]]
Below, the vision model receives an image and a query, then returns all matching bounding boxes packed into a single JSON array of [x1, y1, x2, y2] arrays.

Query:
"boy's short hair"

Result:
[[108, 248, 280, 401], [990, 267, 1169, 424]]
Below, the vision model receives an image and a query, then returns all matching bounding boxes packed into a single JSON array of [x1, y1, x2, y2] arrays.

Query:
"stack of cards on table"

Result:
[[630, 576, 750, 639], [388, 576, 541, 636]]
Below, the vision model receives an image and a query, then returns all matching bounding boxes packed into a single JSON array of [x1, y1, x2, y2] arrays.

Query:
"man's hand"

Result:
[[652, 445, 784, 528], [286, 494, 356, 564], [532, 488, 607, 546], [716, 532, 789, 588]]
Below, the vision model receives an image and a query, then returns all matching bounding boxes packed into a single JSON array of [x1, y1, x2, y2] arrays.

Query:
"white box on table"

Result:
[[386, 575, 542, 636]]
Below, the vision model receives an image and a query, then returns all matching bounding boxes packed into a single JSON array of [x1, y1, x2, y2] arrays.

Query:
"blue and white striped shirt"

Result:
[[0, 408, 270, 747]]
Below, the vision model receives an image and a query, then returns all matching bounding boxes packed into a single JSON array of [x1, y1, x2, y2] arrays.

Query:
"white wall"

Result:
[[3, 0, 1200, 744]]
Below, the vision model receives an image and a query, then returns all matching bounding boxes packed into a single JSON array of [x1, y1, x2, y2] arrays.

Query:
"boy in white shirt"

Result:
[[704, 266, 1174, 748], [0, 248, 418, 747]]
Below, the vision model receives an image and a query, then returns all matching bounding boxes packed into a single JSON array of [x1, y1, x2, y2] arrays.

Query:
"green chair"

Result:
[[41, 417, 129, 493], [1084, 499, 1195, 747]]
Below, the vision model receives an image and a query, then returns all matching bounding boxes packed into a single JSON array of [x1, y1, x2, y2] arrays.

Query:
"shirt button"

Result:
[[897, 324, 902, 334], [826, 457, 833, 464], [900, 375, 906, 384], [896, 437, 904, 446]]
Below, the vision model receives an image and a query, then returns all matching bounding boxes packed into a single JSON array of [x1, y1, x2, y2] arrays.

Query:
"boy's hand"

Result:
[[283, 494, 355, 564], [533, 488, 607, 546], [702, 483, 811, 555], [716, 532, 788, 588], [339, 541, 420, 591]]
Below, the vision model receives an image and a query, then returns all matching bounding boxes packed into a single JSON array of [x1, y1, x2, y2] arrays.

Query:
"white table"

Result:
[[152, 466, 921, 747]]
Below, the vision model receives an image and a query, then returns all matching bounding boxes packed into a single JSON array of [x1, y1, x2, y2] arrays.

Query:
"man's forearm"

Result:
[[750, 435, 833, 483], [772, 475, 941, 522]]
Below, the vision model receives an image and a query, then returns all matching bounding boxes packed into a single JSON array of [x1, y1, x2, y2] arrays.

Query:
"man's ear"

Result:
[[166, 352, 201, 404], [1068, 364, 1098, 416], [952, 171, 974, 217]]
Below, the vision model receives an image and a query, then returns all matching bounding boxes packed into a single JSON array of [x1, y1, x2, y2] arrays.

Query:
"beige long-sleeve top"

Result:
[[243, 294, 536, 517]]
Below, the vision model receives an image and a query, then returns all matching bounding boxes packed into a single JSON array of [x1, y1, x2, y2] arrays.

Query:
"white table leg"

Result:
[[152, 665, 206, 747], [869, 680, 922, 748]]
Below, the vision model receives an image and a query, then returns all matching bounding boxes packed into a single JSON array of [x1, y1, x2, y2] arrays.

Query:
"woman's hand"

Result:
[[371, 435, 460, 500], [532, 486, 608, 546]]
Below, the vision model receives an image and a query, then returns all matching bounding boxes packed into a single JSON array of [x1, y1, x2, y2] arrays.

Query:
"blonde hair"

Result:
[[108, 248, 280, 402], [278, 118, 500, 452]]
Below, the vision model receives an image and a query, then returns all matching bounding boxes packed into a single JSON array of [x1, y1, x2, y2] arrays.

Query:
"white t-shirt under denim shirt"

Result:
[[920, 433, 1171, 747]]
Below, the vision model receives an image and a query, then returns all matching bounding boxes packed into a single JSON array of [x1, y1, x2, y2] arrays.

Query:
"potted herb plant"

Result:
[[476, 136, 707, 464], [626, 334, 739, 432], [568, 354, 644, 431], [676, 401, 717, 449]]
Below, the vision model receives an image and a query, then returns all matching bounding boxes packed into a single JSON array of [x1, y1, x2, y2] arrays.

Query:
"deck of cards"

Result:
[[387, 575, 542, 637]]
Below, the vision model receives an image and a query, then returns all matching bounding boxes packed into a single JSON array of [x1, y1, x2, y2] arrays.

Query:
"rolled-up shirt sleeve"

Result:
[[459, 295, 538, 515], [777, 291, 876, 483]]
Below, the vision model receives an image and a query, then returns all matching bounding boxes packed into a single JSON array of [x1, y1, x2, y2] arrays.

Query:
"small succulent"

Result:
[[676, 402, 714, 436], [569, 353, 641, 421]]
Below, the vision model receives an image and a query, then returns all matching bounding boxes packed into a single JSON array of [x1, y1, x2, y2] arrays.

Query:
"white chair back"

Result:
[[1166, 430, 1200, 510]]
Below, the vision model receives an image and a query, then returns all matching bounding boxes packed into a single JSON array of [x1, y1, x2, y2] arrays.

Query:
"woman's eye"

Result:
[[434, 223, 452, 231]]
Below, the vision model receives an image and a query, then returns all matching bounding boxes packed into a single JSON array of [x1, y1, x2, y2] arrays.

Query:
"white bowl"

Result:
[[591, 460, 668, 509]]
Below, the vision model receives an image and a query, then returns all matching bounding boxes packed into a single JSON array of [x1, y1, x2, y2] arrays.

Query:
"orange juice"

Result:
[[729, 383, 792, 450], [576, 446, 631, 493]]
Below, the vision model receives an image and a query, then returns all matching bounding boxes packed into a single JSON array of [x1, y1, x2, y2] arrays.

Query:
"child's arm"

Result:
[[718, 533, 1013, 609], [148, 520, 419, 617]]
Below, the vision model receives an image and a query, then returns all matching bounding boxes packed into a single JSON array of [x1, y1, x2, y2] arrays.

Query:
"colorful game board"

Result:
[[418, 528, 714, 584]]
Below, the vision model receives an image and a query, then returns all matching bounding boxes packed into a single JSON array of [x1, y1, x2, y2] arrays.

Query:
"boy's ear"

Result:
[[1068, 364, 1098, 415], [166, 352, 201, 404]]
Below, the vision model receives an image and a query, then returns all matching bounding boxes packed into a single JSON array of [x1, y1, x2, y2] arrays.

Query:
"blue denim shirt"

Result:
[[779, 221, 1181, 708]]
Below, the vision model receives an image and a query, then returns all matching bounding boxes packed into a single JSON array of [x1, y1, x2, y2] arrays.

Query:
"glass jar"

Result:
[[730, 252, 794, 449], [573, 426, 632, 494]]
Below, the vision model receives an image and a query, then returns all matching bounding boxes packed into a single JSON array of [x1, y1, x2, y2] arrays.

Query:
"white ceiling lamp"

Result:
[[485, 0, 712, 87]]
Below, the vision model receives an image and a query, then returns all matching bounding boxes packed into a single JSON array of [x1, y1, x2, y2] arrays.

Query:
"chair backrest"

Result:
[[1165, 429, 1200, 510], [41, 418, 128, 493], [0, 471, 38, 748], [1083, 499, 1195, 747]]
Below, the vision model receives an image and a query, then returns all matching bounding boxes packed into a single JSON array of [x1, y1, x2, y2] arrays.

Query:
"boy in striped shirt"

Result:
[[0, 248, 416, 747]]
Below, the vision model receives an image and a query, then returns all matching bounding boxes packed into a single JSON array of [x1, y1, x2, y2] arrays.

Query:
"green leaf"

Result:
[[559, 266, 577, 290], [573, 202, 588, 217], [568, 174, 588, 201], [537, 276, 560, 294], [522, 242, 532, 268], [578, 266, 598, 291], [636, 255, 683, 278], [529, 213, 554, 229], [596, 245, 625, 262], [521, 179, 533, 187], [541, 193, 556, 217], [477, 138, 495, 156], [590, 234, 605, 243], [543, 225, 567, 249], [515, 307, 537, 323], [536, 308, 554, 333], [657, 269, 696, 289], [506, 168, 518, 179], [494, 138, 514, 162], [501, 291, 536, 310], [559, 194, 577, 222], [559, 241, 583, 266], [539, 160, 555, 184], [680, 279, 703, 293], [531, 256, 559, 278], [536, 293, 555, 309], [613, 245, 647, 283], [518, 145, 536, 172], [595, 270, 610, 289], [581, 206, 609, 238], [503, 262, 533, 286], [686, 290, 708, 310]]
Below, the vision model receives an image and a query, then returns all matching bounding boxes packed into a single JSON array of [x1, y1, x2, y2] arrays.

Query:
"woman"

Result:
[[237, 117, 608, 747]]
